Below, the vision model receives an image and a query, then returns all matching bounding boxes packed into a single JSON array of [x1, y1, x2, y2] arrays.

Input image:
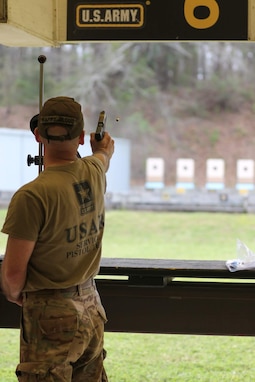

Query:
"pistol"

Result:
[[95, 110, 106, 141]]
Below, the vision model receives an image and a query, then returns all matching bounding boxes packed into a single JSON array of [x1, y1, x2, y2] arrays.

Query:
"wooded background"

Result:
[[1, 42, 255, 187]]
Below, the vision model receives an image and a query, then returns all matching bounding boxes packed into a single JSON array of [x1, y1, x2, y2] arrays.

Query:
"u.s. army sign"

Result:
[[67, 0, 248, 41]]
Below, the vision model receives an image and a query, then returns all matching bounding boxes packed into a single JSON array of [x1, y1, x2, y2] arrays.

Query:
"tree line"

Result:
[[1, 41, 255, 141], [1, 41, 255, 185]]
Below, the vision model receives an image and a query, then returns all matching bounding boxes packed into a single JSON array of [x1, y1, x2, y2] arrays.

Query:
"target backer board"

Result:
[[176, 158, 195, 191], [237, 159, 254, 180], [236, 159, 255, 192], [145, 157, 165, 189], [206, 158, 225, 190]]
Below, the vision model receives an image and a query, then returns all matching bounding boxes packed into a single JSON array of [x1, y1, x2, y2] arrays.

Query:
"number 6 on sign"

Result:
[[184, 0, 220, 29]]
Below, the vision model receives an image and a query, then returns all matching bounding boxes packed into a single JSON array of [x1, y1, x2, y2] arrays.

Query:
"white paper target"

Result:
[[176, 159, 195, 179], [237, 159, 254, 180], [206, 159, 225, 179], [146, 158, 165, 181]]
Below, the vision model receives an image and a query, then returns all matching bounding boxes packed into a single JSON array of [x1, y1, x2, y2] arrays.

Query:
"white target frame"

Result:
[[146, 158, 165, 182], [176, 158, 195, 180], [206, 159, 225, 181], [236, 159, 254, 181]]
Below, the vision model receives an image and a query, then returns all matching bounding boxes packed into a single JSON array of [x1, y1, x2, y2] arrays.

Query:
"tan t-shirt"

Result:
[[1, 156, 106, 292]]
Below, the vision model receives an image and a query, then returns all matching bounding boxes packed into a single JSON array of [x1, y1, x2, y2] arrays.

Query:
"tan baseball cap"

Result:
[[38, 96, 84, 141]]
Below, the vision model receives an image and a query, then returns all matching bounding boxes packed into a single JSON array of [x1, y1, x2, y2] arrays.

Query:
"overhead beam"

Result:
[[0, 0, 253, 47], [0, 0, 67, 47], [249, 0, 255, 40], [0, 0, 7, 22]]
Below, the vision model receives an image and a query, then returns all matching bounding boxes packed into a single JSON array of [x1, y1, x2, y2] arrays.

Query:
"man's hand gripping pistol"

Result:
[[95, 111, 107, 141]]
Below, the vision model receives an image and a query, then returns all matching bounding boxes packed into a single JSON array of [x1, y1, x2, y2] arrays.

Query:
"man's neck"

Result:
[[44, 155, 78, 168]]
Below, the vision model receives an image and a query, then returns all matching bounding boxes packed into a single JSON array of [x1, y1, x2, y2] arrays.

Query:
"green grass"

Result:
[[1, 210, 255, 381], [104, 333, 255, 381], [103, 210, 255, 260]]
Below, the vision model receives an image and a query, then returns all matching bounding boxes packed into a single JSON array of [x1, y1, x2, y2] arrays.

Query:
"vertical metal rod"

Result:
[[38, 55, 47, 173]]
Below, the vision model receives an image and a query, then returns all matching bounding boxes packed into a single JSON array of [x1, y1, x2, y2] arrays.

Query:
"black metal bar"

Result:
[[99, 258, 255, 280], [38, 55, 47, 173], [1, 258, 255, 335], [97, 279, 255, 336]]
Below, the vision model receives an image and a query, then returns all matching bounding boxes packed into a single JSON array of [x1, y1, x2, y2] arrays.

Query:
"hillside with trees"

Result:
[[1, 42, 255, 188]]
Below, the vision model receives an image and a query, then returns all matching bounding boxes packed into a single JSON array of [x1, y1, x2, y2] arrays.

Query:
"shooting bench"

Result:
[[1, 257, 255, 336]]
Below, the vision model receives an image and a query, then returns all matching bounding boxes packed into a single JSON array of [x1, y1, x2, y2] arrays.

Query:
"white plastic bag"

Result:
[[226, 239, 255, 272]]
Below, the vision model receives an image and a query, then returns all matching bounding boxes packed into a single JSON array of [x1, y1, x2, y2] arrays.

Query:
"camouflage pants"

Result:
[[16, 282, 108, 381]]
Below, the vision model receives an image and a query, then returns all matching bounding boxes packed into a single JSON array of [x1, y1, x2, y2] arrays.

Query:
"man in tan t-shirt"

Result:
[[1, 96, 114, 381]]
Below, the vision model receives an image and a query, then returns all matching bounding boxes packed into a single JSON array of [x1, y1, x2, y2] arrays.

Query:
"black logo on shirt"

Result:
[[73, 181, 95, 215]]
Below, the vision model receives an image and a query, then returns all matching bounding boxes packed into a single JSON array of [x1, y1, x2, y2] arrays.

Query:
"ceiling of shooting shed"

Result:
[[0, 0, 66, 47], [0, 0, 255, 47]]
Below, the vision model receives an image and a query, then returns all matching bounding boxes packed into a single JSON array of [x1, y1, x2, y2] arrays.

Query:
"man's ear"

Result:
[[79, 130, 85, 145], [34, 127, 42, 143]]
